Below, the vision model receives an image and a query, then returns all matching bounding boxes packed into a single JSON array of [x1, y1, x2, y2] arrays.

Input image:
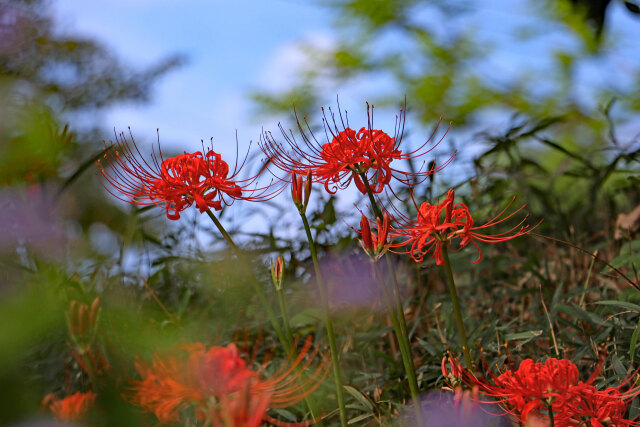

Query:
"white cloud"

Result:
[[258, 32, 335, 92]]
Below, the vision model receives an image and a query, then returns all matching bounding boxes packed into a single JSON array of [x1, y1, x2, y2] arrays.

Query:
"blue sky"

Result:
[[53, 0, 335, 158], [52, 0, 640, 154], [50, 0, 640, 235]]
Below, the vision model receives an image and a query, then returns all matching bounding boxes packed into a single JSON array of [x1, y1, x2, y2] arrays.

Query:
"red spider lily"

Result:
[[42, 391, 96, 421], [130, 339, 329, 426], [97, 131, 282, 220], [391, 188, 536, 266], [259, 100, 453, 196], [442, 354, 640, 426], [555, 385, 640, 427]]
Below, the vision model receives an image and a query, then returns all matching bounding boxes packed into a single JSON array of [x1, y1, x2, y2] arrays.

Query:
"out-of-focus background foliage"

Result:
[[1, 0, 639, 425]]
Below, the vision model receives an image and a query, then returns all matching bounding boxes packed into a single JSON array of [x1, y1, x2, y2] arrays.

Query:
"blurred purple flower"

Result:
[[0, 187, 66, 255], [315, 252, 387, 310], [400, 391, 509, 427]]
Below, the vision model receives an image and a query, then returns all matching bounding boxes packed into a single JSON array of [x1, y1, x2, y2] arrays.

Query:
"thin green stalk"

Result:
[[359, 173, 421, 418], [578, 250, 597, 309], [547, 403, 555, 427], [385, 256, 418, 390], [204, 209, 288, 350], [275, 282, 324, 426], [276, 287, 294, 350], [441, 245, 472, 369], [373, 262, 421, 412], [300, 212, 348, 427]]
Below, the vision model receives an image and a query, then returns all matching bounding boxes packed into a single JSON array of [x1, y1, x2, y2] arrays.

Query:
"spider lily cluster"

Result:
[[443, 354, 640, 426], [37, 99, 637, 426]]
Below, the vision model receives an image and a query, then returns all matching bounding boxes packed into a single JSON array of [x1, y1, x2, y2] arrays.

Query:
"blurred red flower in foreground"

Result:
[[391, 189, 536, 266], [97, 131, 281, 220], [442, 355, 640, 426], [130, 339, 328, 426], [43, 391, 96, 421], [260, 102, 453, 195]]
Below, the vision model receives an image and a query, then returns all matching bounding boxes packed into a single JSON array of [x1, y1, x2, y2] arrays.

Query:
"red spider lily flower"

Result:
[[42, 391, 96, 421], [260, 100, 453, 196], [130, 346, 206, 424], [442, 354, 640, 426], [442, 355, 584, 422], [97, 131, 282, 220], [391, 189, 536, 266], [130, 339, 328, 426], [358, 212, 391, 261], [209, 379, 272, 427], [555, 385, 640, 427]]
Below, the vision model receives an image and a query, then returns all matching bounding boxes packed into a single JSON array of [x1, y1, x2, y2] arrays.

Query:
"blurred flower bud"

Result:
[[68, 297, 100, 353], [271, 256, 284, 291]]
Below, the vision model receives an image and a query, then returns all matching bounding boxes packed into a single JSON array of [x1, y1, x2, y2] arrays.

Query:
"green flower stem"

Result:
[[275, 286, 294, 350], [386, 255, 421, 396], [357, 177, 415, 350], [275, 280, 324, 426], [204, 209, 288, 351], [358, 173, 421, 415], [299, 212, 348, 427], [441, 245, 472, 369], [373, 262, 422, 418]]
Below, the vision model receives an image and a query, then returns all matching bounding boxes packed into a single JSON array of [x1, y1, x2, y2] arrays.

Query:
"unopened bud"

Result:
[[359, 213, 392, 261], [303, 169, 312, 208], [360, 215, 373, 251], [78, 304, 88, 336], [68, 298, 100, 353], [377, 213, 390, 250], [291, 173, 302, 206], [271, 256, 284, 290], [89, 298, 100, 331]]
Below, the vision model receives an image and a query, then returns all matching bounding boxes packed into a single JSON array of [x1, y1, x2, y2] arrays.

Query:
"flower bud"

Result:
[[303, 169, 312, 208], [360, 215, 373, 251], [271, 256, 284, 290], [68, 298, 100, 353], [78, 304, 88, 336], [377, 213, 390, 251], [359, 213, 392, 261], [291, 173, 302, 206]]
